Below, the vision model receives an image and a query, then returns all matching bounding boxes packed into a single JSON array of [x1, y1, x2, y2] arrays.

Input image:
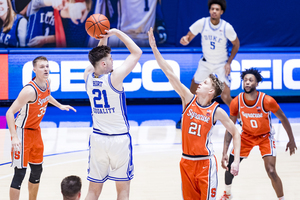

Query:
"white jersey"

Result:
[[86, 73, 129, 135], [116, 0, 157, 39], [190, 17, 237, 64]]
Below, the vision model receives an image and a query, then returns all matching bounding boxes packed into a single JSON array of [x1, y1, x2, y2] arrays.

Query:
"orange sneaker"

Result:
[[219, 191, 232, 200]]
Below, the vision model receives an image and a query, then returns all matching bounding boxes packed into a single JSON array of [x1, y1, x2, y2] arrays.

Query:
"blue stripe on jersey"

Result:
[[108, 73, 124, 93], [92, 127, 129, 136], [120, 92, 130, 130]]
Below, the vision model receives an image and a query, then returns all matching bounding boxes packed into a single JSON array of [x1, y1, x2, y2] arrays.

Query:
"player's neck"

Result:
[[210, 18, 220, 25], [244, 90, 258, 101], [196, 95, 211, 107], [34, 78, 47, 90]]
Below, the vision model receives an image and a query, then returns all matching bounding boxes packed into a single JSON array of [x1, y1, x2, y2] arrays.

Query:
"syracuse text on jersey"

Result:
[[241, 110, 263, 118], [187, 108, 210, 123]]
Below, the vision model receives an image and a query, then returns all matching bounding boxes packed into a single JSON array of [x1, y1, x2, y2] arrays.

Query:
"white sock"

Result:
[[225, 184, 232, 195], [278, 196, 284, 200]]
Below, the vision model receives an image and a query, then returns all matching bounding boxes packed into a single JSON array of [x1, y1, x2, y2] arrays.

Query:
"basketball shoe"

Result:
[[219, 191, 232, 200]]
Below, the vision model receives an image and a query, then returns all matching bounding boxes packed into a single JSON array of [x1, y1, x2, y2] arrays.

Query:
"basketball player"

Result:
[[83, 28, 142, 200], [6, 56, 76, 200], [61, 175, 82, 200], [219, 68, 297, 200], [0, 0, 27, 47], [180, 0, 239, 110], [148, 27, 240, 200]]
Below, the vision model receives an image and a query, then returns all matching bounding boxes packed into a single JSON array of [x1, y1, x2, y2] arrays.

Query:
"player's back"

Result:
[[181, 96, 219, 156], [86, 73, 129, 135]]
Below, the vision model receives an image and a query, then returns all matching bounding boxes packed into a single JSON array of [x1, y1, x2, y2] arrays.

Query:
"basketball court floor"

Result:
[[0, 103, 299, 200]]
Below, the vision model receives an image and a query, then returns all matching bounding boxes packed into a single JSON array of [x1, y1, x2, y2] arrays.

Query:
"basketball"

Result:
[[85, 14, 110, 39]]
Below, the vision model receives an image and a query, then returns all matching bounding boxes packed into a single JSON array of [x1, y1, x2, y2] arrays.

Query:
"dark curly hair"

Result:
[[208, 0, 227, 12], [241, 68, 263, 83], [88, 45, 111, 67]]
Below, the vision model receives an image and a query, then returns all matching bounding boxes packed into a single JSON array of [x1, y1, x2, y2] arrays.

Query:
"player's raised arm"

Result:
[[148, 27, 192, 103], [101, 29, 142, 89]]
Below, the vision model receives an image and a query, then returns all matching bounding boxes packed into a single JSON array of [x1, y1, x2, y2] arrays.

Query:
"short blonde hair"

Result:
[[209, 74, 224, 99]]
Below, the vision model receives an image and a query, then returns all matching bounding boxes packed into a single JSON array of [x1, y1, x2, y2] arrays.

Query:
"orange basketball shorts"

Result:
[[11, 126, 44, 168], [180, 155, 218, 200], [232, 132, 276, 158]]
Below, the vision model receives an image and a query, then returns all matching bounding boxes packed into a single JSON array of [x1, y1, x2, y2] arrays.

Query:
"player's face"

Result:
[[196, 77, 213, 95], [33, 60, 49, 80], [105, 54, 114, 73], [243, 74, 258, 94], [209, 4, 223, 20], [0, 0, 9, 17]]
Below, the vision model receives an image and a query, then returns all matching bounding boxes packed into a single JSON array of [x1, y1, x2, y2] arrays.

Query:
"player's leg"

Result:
[[214, 64, 232, 107], [189, 78, 199, 94], [28, 163, 43, 200], [85, 182, 104, 200], [180, 158, 201, 199], [115, 181, 130, 200], [109, 134, 134, 200], [190, 59, 211, 94], [260, 133, 283, 198], [220, 83, 232, 107], [263, 156, 284, 198], [10, 167, 27, 200]]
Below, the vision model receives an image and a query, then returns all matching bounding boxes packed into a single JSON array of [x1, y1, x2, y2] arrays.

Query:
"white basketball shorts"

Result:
[[193, 59, 231, 87], [87, 133, 134, 183]]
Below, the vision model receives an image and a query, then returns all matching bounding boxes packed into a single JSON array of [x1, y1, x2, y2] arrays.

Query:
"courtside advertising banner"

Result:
[[2, 49, 300, 100]]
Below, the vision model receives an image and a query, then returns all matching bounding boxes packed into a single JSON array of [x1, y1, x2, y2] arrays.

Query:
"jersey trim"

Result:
[[209, 18, 223, 31], [182, 154, 212, 160], [93, 127, 129, 136], [108, 73, 124, 93]]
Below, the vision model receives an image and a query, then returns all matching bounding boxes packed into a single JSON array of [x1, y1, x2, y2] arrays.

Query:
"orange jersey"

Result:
[[15, 80, 50, 129], [181, 96, 219, 156], [230, 92, 279, 136]]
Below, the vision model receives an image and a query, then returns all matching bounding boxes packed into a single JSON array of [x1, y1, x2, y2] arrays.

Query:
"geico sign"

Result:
[[22, 60, 180, 92], [230, 59, 300, 90]]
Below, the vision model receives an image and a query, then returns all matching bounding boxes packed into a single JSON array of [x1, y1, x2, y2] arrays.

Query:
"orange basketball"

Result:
[[85, 14, 110, 39]]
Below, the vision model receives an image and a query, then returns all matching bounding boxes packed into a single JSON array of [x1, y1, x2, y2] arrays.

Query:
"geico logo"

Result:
[[22, 60, 180, 92], [230, 59, 300, 90]]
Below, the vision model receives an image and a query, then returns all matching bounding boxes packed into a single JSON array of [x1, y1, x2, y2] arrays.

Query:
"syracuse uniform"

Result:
[[12, 79, 50, 168], [231, 91, 279, 158], [180, 95, 219, 200]]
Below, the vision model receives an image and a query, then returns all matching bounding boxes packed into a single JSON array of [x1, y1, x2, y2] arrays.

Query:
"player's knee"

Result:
[[29, 164, 43, 184], [266, 167, 277, 179], [11, 167, 26, 190]]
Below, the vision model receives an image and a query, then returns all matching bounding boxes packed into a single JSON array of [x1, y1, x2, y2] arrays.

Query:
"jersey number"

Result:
[[210, 41, 215, 49], [92, 89, 110, 108], [188, 122, 201, 137], [250, 119, 258, 128], [144, 0, 149, 11]]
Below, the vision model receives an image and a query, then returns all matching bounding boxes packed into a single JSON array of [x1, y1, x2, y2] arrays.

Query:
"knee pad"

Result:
[[29, 163, 43, 184], [11, 167, 27, 190]]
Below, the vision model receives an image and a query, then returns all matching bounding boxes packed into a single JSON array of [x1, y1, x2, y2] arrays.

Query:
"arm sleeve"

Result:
[[17, 18, 28, 47], [225, 23, 237, 42], [189, 18, 205, 36], [229, 96, 239, 116], [263, 95, 280, 113]]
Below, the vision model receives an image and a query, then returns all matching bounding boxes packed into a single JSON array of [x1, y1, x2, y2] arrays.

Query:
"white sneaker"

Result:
[[219, 191, 232, 200]]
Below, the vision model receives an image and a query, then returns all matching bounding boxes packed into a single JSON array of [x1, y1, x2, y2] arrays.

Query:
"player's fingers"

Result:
[[70, 107, 77, 112], [71, 18, 79, 25], [80, 10, 88, 23]]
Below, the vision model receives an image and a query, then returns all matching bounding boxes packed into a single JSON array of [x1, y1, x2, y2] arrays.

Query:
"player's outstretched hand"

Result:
[[286, 140, 297, 155], [221, 154, 229, 170], [230, 161, 239, 176], [59, 105, 77, 112], [180, 35, 190, 46], [148, 27, 157, 48]]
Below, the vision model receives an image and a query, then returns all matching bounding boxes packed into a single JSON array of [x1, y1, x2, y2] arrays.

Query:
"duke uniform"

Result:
[[85, 72, 134, 183]]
